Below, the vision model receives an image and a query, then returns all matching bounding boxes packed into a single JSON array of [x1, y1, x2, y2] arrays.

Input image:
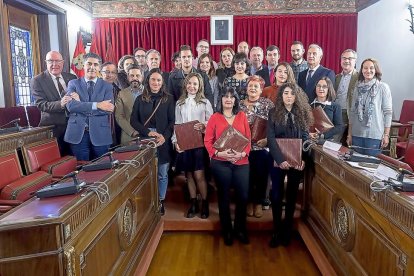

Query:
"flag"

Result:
[[71, 31, 86, 77], [89, 33, 99, 55], [105, 32, 116, 64]]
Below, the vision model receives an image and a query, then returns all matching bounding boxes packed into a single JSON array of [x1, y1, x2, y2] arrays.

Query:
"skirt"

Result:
[[175, 147, 206, 173]]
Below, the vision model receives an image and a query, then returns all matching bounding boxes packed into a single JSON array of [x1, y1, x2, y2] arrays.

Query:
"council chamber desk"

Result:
[[0, 148, 161, 275], [305, 146, 414, 275]]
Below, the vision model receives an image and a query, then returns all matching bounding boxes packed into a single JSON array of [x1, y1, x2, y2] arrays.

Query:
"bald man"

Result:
[[31, 50, 77, 155]]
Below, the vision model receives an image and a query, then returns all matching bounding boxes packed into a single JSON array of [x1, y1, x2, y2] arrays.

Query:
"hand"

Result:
[[275, 160, 290, 170], [217, 149, 237, 162], [175, 143, 183, 153], [60, 95, 72, 108], [148, 131, 165, 146], [229, 150, 245, 163], [97, 100, 114, 112], [194, 122, 205, 132], [381, 135, 389, 148], [309, 132, 319, 140], [294, 161, 305, 171], [70, 92, 80, 101], [131, 131, 139, 137], [256, 138, 267, 148], [346, 135, 352, 146]]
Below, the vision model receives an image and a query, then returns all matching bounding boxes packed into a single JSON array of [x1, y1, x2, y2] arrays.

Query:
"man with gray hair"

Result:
[[249, 46, 264, 76], [144, 49, 169, 86], [298, 44, 335, 103]]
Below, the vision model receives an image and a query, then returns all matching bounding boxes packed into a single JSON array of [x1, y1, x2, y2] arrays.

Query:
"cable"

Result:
[[83, 182, 110, 204], [369, 179, 391, 192], [303, 139, 317, 152]]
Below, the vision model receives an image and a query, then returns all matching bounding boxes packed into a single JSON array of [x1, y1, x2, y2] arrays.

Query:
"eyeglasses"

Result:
[[341, 57, 356, 61], [198, 45, 209, 49], [316, 85, 328, 89], [102, 70, 117, 75], [135, 55, 145, 58], [46, 60, 63, 64]]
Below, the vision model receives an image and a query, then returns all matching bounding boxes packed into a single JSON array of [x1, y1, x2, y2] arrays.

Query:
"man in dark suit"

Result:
[[64, 53, 114, 161], [256, 45, 280, 88], [298, 44, 335, 103], [31, 50, 77, 156]]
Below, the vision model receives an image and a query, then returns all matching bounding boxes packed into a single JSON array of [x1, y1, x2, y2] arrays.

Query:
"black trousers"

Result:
[[269, 166, 302, 234], [248, 149, 271, 204], [211, 159, 249, 234]]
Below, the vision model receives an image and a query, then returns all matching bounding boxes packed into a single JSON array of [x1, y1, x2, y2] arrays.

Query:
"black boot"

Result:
[[200, 199, 209, 219], [269, 232, 281, 248], [159, 200, 165, 216], [186, 198, 198, 218]]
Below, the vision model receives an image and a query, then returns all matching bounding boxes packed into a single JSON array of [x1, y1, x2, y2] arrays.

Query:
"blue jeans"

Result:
[[158, 161, 169, 201], [352, 136, 381, 156], [70, 131, 110, 161]]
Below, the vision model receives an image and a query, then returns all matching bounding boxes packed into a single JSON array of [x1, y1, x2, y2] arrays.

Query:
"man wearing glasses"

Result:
[[334, 49, 358, 142], [192, 39, 218, 69], [133, 47, 148, 73], [31, 50, 77, 155]]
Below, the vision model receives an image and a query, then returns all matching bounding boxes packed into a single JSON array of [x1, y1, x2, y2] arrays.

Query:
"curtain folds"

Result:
[[92, 13, 357, 73]]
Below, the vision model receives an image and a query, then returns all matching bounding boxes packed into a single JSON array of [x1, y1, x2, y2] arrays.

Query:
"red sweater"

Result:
[[204, 112, 251, 165]]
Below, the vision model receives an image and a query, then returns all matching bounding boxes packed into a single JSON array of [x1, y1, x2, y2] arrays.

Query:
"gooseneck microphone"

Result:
[[36, 170, 85, 198], [82, 151, 120, 172], [0, 118, 21, 129]]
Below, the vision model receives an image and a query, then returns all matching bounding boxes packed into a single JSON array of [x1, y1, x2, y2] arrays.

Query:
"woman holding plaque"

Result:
[[239, 75, 274, 218], [309, 77, 343, 142], [204, 87, 251, 246], [262, 62, 296, 103], [172, 73, 213, 219], [267, 83, 313, 247], [131, 68, 175, 216]]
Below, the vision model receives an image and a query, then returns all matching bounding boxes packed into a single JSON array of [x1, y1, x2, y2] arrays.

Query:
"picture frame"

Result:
[[210, 15, 233, 45]]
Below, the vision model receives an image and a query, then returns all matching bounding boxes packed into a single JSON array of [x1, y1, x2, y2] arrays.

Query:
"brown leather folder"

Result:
[[251, 116, 268, 143], [311, 106, 334, 133], [213, 125, 250, 152], [275, 138, 302, 167], [174, 120, 204, 151]]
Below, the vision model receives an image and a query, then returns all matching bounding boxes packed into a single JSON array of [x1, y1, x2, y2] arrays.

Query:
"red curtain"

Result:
[[92, 13, 357, 73]]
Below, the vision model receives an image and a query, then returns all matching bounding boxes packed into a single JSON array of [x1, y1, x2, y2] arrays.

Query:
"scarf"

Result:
[[356, 78, 378, 127]]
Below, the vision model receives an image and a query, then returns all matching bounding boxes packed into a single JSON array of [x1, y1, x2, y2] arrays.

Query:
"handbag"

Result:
[[250, 116, 267, 143], [274, 138, 302, 167], [213, 125, 249, 152], [174, 120, 204, 151], [311, 105, 334, 133]]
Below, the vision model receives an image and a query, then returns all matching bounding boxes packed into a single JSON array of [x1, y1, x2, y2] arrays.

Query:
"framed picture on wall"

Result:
[[210, 15, 233, 45]]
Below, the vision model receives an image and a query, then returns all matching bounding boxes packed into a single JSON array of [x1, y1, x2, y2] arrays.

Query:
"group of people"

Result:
[[30, 38, 392, 247]]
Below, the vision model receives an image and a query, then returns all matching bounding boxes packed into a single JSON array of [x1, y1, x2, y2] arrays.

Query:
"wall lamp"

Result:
[[408, 0, 414, 34]]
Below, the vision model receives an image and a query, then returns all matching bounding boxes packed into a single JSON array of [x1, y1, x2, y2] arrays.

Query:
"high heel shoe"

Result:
[[269, 233, 281, 248], [200, 199, 209, 219], [186, 198, 198, 218], [223, 232, 233, 246]]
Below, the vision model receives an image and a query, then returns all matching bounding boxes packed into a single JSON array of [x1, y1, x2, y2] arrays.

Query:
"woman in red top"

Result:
[[204, 87, 251, 246]]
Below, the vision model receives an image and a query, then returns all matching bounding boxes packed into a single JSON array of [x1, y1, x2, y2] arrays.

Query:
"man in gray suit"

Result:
[[31, 50, 77, 155], [334, 49, 358, 142], [64, 53, 114, 161]]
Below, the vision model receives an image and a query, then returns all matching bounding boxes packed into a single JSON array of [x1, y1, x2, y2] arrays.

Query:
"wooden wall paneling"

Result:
[[57, 13, 70, 73], [37, 14, 50, 73], [0, 1, 14, 107]]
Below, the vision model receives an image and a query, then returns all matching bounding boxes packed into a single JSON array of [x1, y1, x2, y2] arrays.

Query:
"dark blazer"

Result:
[[311, 102, 343, 140], [334, 70, 359, 110], [168, 68, 213, 105], [130, 94, 175, 164], [255, 64, 271, 88], [267, 109, 309, 165], [298, 65, 335, 103], [31, 70, 77, 127], [64, 78, 114, 146]]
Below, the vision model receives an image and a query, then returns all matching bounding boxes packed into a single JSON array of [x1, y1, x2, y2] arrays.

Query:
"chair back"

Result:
[[0, 151, 23, 190], [26, 106, 41, 127], [0, 106, 28, 127], [22, 138, 61, 174], [404, 139, 414, 171], [378, 154, 413, 172], [398, 100, 414, 137]]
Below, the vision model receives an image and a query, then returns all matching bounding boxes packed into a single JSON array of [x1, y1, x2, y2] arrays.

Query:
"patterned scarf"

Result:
[[356, 78, 378, 127]]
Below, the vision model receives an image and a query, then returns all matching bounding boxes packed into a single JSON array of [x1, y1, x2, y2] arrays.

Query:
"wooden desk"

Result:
[[305, 146, 414, 275], [0, 126, 53, 152], [0, 148, 160, 275]]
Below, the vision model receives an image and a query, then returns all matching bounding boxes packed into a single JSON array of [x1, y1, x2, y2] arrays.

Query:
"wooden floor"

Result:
[[147, 231, 321, 276]]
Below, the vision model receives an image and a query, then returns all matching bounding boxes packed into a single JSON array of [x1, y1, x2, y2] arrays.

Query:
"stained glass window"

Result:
[[9, 25, 34, 106]]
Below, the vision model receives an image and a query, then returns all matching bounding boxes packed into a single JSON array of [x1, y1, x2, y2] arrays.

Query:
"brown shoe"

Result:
[[247, 203, 254, 217], [254, 204, 263, 218]]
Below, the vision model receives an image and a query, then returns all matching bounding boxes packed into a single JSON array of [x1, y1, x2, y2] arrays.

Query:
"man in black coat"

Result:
[[31, 50, 77, 155], [168, 45, 213, 105], [298, 44, 335, 103]]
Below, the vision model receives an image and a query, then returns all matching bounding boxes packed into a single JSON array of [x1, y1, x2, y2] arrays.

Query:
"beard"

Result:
[[130, 80, 141, 88]]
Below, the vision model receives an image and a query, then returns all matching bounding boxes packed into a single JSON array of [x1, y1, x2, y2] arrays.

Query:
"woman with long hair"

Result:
[[309, 77, 343, 142], [198, 53, 220, 110], [267, 83, 313, 247], [262, 62, 296, 103], [347, 58, 392, 156], [239, 75, 274, 218], [204, 87, 251, 246], [131, 68, 175, 215], [173, 73, 213, 219], [223, 53, 250, 101]]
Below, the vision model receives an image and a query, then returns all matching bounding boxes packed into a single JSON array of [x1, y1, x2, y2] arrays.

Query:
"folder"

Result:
[[174, 120, 204, 151]]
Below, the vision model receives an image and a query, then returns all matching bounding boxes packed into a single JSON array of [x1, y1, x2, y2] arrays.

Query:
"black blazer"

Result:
[[298, 65, 335, 103], [31, 70, 77, 127], [130, 94, 175, 164], [311, 102, 343, 140], [255, 64, 271, 88]]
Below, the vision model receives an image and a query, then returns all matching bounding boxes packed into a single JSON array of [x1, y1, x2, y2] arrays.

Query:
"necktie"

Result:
[[306, 69, 314, 85], [56, 77, 65, 98], [87, 81, 94, 101], [269, 69, 275, 85]]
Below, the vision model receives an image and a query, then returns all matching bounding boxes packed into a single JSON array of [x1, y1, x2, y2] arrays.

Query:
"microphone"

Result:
[[36, 170, 85, 198], [82, 151, 119, 172], [114, 144, 140, 153], [0, 118, 20, 129]]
